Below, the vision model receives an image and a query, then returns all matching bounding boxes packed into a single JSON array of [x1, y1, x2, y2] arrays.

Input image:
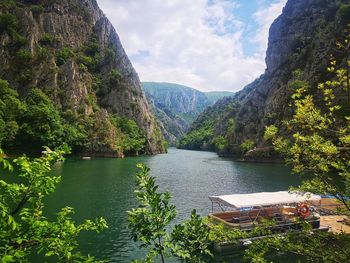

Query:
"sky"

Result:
[[96, 0, 287, 92]]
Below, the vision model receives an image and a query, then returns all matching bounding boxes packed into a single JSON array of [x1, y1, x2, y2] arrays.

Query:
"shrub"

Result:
[[17, 88, 65, 150], [212, 135, 227, 151], [39, 32, 53, 46], [30, 4, 44, 16], [36, 46, 50, 61], [12, 32, 28, 47], [0, 0, 16, 9], [108, 69, 123, 87], [0, 13, 18, 33], [339, 4, 350, 23], [15, 49, 32, 65], [240, 139, 255, 153], [56, 48, 74, 66]]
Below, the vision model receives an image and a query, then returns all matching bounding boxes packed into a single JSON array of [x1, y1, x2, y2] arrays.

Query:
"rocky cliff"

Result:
[[180, 0, 350, 158], [0, 0, 165, 155]]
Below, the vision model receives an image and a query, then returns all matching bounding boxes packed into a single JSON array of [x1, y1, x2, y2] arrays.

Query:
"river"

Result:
[[43, 148, 302, 262]]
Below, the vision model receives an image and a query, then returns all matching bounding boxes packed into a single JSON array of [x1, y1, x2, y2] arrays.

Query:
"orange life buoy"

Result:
[[299, 203, 310, 218]]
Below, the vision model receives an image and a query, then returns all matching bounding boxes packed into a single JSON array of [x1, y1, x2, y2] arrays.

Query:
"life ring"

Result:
[[299, 203, 310, 218]]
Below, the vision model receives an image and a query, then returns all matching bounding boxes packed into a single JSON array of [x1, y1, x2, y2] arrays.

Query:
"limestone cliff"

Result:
[[0, 0, 165, 155]]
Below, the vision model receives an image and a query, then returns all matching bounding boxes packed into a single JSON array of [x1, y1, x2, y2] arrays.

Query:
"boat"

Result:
[[208, 191, 328, 252], [209, 191, 327, 231]]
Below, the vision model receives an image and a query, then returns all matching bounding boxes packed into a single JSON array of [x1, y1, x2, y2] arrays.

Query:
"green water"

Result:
[[43, 148, 302, 262]]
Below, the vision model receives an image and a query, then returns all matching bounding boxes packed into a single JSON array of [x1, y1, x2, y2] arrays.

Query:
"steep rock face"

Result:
[[143, 82, 211, 122], [181, 0, 349, 157], [233, 0, 346, 147], [0, 0, 165, 154], [143, 82, 234, 145]]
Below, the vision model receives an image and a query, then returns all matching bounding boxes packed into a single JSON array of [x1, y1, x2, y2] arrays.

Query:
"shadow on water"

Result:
[[28, 148, 303, 262]]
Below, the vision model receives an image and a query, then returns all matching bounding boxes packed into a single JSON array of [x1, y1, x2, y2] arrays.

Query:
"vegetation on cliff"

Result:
[[249, 45, 350, 262], [265, 42, 350, 214], [0, 79, 146, 156], [177, 97, 239, 153], [0, 0, 165, 156], [179, 0, 350, 159], [143, 82, 234, 145]]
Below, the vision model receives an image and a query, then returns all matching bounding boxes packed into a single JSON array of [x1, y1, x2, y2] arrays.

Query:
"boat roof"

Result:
[[209, 191, 321, 209]]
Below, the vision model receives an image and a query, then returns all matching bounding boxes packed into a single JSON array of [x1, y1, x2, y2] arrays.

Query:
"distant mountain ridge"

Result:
[[142, 82, 234, 145]]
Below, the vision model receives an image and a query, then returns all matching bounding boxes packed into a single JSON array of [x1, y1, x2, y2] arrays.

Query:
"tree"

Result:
[[169, 210, 213, 263], [18, 88, 65, 151], [0, 146, 107, 262], [240, 139, 255, 154], [128, 164, 176, 262], [264, 65, 350, 214], [128, 164, 213, 263], [116, 117, 146, 155], [257, 31, 350, 262], [0, 79, 25, 147]]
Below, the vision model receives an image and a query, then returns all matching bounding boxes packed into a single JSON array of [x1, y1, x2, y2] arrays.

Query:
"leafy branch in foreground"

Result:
[[0, 146, 108, 262], [244, 223, 350, 263], [128, 164, 176, 262], [128, 164, 213, 263], [169, 210, 213, 262], [264, 57, 350, 215], [257, 28, 350, 263]]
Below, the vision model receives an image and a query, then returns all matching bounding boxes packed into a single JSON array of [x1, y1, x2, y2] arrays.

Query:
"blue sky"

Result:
[[96, 0, 287, 92]]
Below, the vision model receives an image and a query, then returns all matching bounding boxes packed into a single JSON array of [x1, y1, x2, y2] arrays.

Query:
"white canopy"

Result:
[[209, 191, 321, 209]]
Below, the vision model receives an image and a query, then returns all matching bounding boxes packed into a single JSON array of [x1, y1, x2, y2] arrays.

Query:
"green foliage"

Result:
[[212, 118, 235, 152], [39, 32, 53, 46], [56, 48, 74, 66], [178, 121, 214, 150], [83, 38, 99, 57], [0, 79, 25, 147], [265, 52, 350, 214], [18, 88, 65, 150], [77, 54, 95, 69], [128, 164, 213, 262], [212, 136, 227, 152], [15, 49, 32, 65], [84, 110, 123, 154], [177, 97, 239, 153], [30, 4, 44, 17], [244, 223, 350, 262], [12, 32, 28, 47], [76, 38, 101, 72], [36, 46, 50, 61], [0, 146, 107, 262], [240, 139, 255, 153], [0, 0, 17, 9], [128, 164, 176, 262], [0, 79, 147, 156], [104, 48, 116, 62], [108, 69, 123, 87], [0, 13, 18, 33], [339, 4, 350, 23], [169, 210, 213, 262], [115, 117, 146, 155]]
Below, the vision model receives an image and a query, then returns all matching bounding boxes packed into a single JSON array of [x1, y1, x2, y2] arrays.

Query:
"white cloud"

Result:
[[251, 0, 287, 54], [96, 0, 286, 92]]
